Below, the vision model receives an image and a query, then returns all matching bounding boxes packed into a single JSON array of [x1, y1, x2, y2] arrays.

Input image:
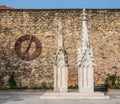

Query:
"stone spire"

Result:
[[53, 18, 68, 93], [77, 8, 94, 93], [57, 18, 64, 50], [82, 8, 88, 43]]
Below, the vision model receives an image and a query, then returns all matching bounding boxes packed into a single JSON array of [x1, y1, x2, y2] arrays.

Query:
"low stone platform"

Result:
[[40, 92, 110, 100]]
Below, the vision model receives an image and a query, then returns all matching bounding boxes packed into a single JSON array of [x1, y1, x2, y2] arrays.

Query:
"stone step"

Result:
[[43, 92, 105, 96], [40, 92, 110, 100]]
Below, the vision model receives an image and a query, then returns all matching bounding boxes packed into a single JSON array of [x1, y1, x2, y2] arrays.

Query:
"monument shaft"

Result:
[[77, 9, 94, 92], [54, 18, 68, 93]]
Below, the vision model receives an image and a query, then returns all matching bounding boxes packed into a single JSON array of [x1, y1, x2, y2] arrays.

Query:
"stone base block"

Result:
[[40, 92, 110, 100]]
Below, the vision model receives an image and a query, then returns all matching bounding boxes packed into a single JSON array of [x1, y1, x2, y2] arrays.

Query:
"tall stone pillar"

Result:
[[53, 18, 68, 93], [77, 9, 94, 93]]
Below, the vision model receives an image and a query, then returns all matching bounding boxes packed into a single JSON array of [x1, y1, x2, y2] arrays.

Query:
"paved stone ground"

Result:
[[0, 89, 120, 104]]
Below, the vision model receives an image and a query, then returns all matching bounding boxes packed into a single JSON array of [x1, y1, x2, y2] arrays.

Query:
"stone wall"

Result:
[[0, 9, 120, 89]]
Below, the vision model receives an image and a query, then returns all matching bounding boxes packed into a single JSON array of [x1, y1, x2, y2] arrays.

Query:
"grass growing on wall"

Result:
[[8, 72, 17, 89], [107, 72, 120, 89]]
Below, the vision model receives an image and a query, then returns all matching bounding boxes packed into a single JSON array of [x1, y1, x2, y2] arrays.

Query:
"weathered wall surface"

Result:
[[0, 9, 120, 89]]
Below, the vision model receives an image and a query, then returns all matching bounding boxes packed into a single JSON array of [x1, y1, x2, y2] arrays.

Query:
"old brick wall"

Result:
[[0, 9, 120, 89]]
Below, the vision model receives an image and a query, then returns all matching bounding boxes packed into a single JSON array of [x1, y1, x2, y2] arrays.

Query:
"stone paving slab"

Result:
[[0, 89, 120, 104]]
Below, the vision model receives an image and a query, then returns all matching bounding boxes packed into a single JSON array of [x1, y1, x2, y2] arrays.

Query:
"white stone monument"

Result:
[[53, 18, 68, 93], [40, 9, 110, 100], [77, 8, 94, 93]]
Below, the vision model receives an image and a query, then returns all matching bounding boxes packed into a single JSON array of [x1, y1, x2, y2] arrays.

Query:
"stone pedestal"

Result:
[[54, 52, 68, 93], [78, 67, 94, 93]]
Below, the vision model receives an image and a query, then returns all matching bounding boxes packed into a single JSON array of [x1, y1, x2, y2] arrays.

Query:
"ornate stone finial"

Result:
[[83, 8, 86, 14], [82, 8, 87, 21], [81, 8, 88, 43]]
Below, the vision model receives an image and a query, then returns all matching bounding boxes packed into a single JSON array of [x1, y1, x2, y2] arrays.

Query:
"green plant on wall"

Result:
[[112, 66, 118, 69], [107, 72, 120, 89], [8, 72, 17, 89], [108, 74, 116, 86]]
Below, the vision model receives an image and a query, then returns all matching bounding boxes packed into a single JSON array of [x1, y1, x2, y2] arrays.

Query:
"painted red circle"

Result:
[[15, 35, 42, 61]]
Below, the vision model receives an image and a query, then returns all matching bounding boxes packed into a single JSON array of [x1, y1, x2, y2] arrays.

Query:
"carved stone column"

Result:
[[77, 9, 94, 93], [53, 18, 68, 93]]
